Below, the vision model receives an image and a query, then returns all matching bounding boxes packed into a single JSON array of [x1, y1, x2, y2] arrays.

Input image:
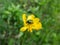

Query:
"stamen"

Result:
[[26, 20, 33, 24]]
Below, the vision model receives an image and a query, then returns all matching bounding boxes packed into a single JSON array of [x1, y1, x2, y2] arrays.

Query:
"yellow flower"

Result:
[[20, 14, 42, 32]]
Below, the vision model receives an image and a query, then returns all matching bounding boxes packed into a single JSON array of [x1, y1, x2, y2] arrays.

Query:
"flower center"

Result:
[[26, 20, 33, 24]]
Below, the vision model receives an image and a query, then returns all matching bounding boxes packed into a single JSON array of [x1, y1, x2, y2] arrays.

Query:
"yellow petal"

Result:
[[32, 17, 42, 30], [20, 26, 28, 32], [34, 18, 40, 23], [22, 14, 27, 25], [37, 22, 42, 29], [32, 22, 42, 30], [27, 14, 35, 20]]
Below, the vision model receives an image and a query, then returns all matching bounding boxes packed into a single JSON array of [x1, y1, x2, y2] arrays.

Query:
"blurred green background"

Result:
[[0, 0, 60, 45]]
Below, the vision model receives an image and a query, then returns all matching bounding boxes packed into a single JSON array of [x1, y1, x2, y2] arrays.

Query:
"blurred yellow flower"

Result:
[[20, 14, 42, 32]]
